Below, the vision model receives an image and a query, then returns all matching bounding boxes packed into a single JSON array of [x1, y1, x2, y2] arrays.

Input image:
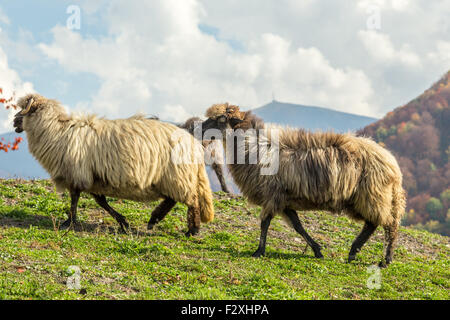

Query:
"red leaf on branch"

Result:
[[0, 86, 22, 152]]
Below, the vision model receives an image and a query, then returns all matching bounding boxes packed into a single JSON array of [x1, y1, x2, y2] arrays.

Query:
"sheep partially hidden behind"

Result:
[[13, 94, 214, 236], [179, 117, 230, 193], [201, 103, 406, 267]]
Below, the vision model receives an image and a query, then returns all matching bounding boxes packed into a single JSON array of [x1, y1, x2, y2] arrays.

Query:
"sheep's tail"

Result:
[[391, 180, 406, 225], [197, 165, 214, 223], [381, 180, 406, 265]]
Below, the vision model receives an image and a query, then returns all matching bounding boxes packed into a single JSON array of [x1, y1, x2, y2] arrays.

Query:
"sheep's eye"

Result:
[[218, 116, 227, 123]]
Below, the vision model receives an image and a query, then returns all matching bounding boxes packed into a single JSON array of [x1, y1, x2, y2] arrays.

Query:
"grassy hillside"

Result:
[[0, 179, 448, 300]]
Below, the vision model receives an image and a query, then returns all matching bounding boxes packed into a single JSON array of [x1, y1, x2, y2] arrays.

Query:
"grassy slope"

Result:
[[0, 179, 448, 300]]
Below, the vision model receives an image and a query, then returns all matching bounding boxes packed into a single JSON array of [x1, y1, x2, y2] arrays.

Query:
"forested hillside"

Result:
[[360, 71, 450, 236]]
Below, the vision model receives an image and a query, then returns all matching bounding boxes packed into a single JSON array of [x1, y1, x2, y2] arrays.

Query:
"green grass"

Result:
[[0, 179, 448, 300]]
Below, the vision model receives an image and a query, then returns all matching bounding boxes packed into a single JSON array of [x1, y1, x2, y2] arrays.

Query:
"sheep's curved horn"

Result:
[[20, 98, 34, 115]]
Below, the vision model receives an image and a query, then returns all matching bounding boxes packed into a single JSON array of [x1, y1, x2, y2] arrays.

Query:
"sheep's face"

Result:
[[202, 103, 245, 137], [13, 112, 24, 133], [13, 94, 43, 133], [182, 117, 203, 135]]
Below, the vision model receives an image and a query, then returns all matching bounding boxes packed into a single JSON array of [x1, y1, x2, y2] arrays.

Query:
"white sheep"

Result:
[[13, 94, 214, 236]]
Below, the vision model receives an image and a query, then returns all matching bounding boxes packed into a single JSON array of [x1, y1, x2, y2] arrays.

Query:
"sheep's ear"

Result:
[[217, 116, 227, 123], [229, 117, 244, 127], [20, 98, 35, 115]]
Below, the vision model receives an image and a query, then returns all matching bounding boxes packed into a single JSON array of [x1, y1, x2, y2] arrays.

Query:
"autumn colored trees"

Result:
[[359, 71, 450, 236], [0, 87, 23, 152]]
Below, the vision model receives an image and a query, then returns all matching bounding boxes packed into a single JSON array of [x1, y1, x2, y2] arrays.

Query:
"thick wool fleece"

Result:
[[17, 94, 214, 222], [205, 103, 405, 228]]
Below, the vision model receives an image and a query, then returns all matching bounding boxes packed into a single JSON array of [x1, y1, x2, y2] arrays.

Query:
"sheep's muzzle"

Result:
[[13, 112, 24, 133], [13, 97, 34, 133]]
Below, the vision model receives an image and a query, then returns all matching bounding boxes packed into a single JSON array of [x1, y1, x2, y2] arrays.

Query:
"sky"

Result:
[[0, 0, 449, 133]]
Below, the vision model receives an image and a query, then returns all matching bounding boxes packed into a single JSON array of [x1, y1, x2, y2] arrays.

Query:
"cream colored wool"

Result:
[[16, 94, 214, 223]]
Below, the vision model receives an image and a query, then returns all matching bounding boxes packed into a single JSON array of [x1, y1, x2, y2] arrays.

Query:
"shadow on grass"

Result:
[[200, 242, 321, 261], [0, 208, 209, 243], [0, 208, 144, 236], [0, 208, 55, 229], [199, 240, 382, 267]]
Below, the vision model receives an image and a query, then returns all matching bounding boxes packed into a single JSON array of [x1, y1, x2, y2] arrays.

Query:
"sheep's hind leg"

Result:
[[148, 198, 176, 230], [60, 189, 80, 230], [252, 215, 273, 258], [284, 208, 323, 258], [185, 205, 201, 237], [92, 194, 129, 233], [379, 222, 399, 268], [348, 221, 377, 263], [212, 163, 230, 193]]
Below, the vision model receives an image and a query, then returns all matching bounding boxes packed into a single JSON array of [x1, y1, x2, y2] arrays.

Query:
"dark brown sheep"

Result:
[[201, 103, 406, 267], [179, 117, 230, 193]]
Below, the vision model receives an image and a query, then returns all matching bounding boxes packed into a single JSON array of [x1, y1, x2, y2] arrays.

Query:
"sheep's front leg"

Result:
[[185, 206, 201, 237], [252, 215, 273, 257], [348, 221, 377, 263], [92, 194, 129, 233], [148, 198, 176, 230], [211, 163, 230, 193], [284, 208, 323, 258], [60, 189, 80, 230]]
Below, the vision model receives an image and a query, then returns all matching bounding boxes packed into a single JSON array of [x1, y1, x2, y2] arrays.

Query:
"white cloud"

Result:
[[357, 0, 413, 12], [0, 0, 444, 124], [427, 41, 450, 68], [0, 8, 10, 25], [160, 105, 193, 123], [0, 23, 43, 79], [0, 47, 34, 133], [38, 0, 377, 120], [358, 30, 422, 68], [198, 0, 450, 111], [248, 34, 375, 115]]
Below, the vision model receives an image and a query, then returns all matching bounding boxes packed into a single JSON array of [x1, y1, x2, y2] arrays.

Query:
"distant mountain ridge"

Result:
[[251, 100, 377, 132]]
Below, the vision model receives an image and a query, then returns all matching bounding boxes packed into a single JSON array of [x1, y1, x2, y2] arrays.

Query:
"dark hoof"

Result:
[[120, 219, 129, 229], [312, 244, 323, 258], [185, 228, 199, 237], [59, 219, 74, 230], [117, 219, 129, 234], [314, 252, 324, 259], [378, 261, 388, 268], [252, 250, 264, 258], [347, 254, 356, 263], [147, 223, 155, 231]]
